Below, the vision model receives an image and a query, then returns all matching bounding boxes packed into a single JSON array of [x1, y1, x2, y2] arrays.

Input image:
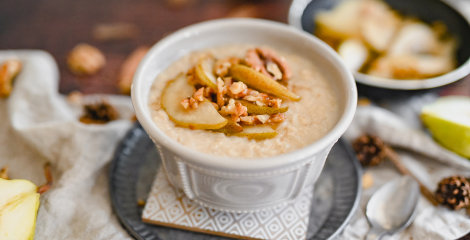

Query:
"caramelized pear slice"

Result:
[[161, 74, 227, 129], [234, 125, 277, 140], [195, 56, 217, 90], [238, 100, 288, 115], [213, 120, 243, 134], [230, 64, 300, 101]]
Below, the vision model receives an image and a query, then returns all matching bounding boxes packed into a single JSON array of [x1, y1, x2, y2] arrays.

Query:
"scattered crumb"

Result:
[[92, 23, 139, 42], [358, 97, 371, 106], [0, 166, 9, 179], [362, 172, 374, 189], [137, 199, 146, 207], [130, 115, 137, 122], [67, 91, 84, 104]]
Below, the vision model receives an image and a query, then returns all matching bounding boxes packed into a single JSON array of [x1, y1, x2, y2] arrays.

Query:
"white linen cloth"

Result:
[[2, 50, 469, 240], [0, 50, 133, 239]]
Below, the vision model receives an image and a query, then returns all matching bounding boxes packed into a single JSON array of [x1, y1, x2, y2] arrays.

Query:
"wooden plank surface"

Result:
[[0, 0, 468, 96], [0, 0, 290, 94]]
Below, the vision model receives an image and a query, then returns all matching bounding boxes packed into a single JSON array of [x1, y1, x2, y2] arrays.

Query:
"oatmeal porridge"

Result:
[[149, 44, 341, 158]]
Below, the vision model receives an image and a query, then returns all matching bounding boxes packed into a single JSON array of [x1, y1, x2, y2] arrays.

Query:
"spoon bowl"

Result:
[[366, 176, 420, 240]]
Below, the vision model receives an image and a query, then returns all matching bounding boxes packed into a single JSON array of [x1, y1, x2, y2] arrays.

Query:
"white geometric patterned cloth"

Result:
[[142, 168, 314, 240]]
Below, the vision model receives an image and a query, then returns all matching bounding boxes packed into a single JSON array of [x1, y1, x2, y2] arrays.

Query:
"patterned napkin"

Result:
[[142, 168, 314, 240]]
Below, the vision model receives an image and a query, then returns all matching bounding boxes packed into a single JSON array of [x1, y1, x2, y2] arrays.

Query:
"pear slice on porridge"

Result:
[[230, 64, 300, 101], [161, 73, 228, 130], [233, 125, 277, 140], [194, 56, 218, 90]]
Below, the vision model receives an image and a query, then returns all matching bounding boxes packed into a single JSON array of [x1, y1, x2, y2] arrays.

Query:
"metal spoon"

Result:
[[365, 175, 420, 240]]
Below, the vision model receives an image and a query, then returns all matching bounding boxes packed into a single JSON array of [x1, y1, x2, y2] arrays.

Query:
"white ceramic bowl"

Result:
[[132, 19, 357, 212]]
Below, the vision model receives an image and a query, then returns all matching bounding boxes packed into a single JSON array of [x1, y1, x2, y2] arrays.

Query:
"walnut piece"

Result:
[[67, 43, 106, 76], [0, 59, 22, 98], [219, 98, 248, 122], [215, 57, 240, 77], [118, 46, 149, 94], [180, 87, 205, 110]]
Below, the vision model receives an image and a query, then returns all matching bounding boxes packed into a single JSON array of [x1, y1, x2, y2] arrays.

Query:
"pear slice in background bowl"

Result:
[[161, 73, 227, 130], [421, 96, 470, 158]]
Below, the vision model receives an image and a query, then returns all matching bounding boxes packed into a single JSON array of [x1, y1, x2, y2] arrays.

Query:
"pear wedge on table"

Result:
[[0, 179, 40, 240], [161, 73, 227, 129], [230, 64, 300, 101], [234, 125, 277, 140], [194, 56, 217, 90], [421, 96, 470, 158]]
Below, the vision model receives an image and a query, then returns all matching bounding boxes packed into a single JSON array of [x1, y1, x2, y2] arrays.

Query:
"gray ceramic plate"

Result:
[[288, 0, 470, 90], [109, 124, 362, 240]]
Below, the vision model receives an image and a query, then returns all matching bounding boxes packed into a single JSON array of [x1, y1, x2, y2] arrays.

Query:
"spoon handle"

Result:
[[366, 227, 385, 240]]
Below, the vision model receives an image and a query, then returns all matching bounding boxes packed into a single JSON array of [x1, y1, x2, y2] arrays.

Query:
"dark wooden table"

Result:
[[0, 0, 290, 94], [1, 0, 468, 96]]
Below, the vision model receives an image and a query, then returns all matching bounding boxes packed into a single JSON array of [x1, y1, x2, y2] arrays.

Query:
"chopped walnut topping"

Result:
[[215, 57, 241, 77], [256, 48, 292, 81], [220, 98, 248, 122], [220, 98, 236, 115], [216, 77, 227, 107], [269, 113, 285, 123], [181, 87, 205, 110], [189, 97, 199, 109], [180, 98, 190, 109], [203, 87, 213, 98], [266, 60, 283, 80], [245, 49, 270, 76], [193, 87, 204, 102], [229, 81, 248, 98], [255, 114, 270, 124], [240, 116, 255, 125], [269, 98, 282, 108], [244, 48, 292, 82]]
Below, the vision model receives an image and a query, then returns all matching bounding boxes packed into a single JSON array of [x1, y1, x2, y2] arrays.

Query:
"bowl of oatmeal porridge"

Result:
[[132, 19, 357, 212]]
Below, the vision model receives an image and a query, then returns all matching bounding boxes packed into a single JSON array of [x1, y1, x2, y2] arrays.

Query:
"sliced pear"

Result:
[[388, 22, 439, 56], [315, 0, 363, 39], [238, 100, 288, 115], [230, 64, 300, 101], [161, 73, 227, 129], [337, 39, 369, 72], [0, 192, 40, 240], [0, 178, 40, 240], [234, 125, 277, 140], [359, 0, 401, 52], [194, 56, 217, 90], [368, 54, 454, 79], [421, 96, 470, 158], [213, 120, 243, 134]]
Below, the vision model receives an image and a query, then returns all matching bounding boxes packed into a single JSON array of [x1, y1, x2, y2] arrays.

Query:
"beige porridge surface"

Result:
[[149, 44, 341, 159]]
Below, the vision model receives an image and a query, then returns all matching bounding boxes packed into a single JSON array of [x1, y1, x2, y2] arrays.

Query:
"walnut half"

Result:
[[0, 59, 22, 98], [67, 43, 106, 76]]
